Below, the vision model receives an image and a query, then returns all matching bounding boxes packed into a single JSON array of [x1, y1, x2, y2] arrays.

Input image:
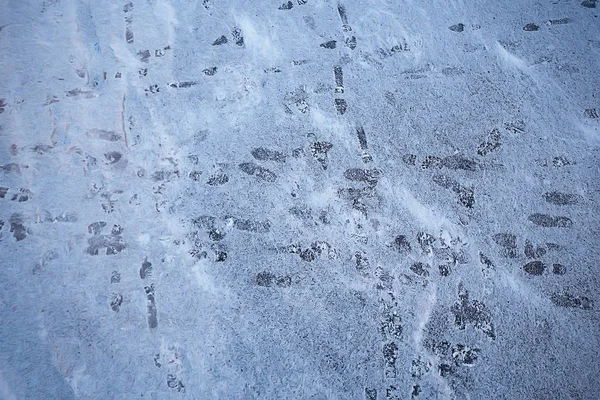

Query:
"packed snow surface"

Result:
[[0, 0, 599, 398]]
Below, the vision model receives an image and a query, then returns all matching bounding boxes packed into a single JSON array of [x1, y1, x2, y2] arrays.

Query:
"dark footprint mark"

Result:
[[580, 0, 596, 9], [528, 213, 573, 228], [189, 171, 202, 181], [238, 162, 277, 182], [1, 163, 21, 173], [365, 388, 377, 400], [492, 233, 517, 258], [144, 84, 159, 94], [88, 221, 107, 235], [123, 2, 134, 43], [212, 243, 227, 262], [264, 67, 281, 73], [410, 262, 430, 277], [0, 98, 6, 113], [546, 18, 571, 25], [104, 152, 122, 165], [477, 128, 501, 156], [110, 293, 123, 312], [417, 232, 435, 254], [480, 252, 495, 271], [320, 40, 337, 49], [212, 35, 228, 45], [378, 44, 405, 58], [451, 284, 495, 339], [111, 271, 121, 283], [432, 174, 475, 209], [402, 154, 416, 165], [524, 240, 546, 259], [335, 98, 347, 115], [551, 293, 593, 309], [523, 23, 540, 31], [192, 215, 216, 229], [584, 108, 598, 118], [552, 264, 566, 275], [232, 27, 244, 46], [355, 125, 372, 163], [86, 224, 126, 255], [345, 36, 357, 49], [206, 171, 229, 186], [203, 67, 217, 76], [543, 191, 581, 205], [155, 46, 171, 57], [9, 189, 31, 202], [140, 259, 153, 279], [441, 67, 464, 76], [284, 86, 309, 113], [9, 214, 29, 242], [145, 284, 158, 328], [354, 251, 370, 272], [523, 261, 545, 276], [208, 228, 225, 241], [166, 374, 185, 392], [227, 216, 271, 233], [383, 342, 398, 379], [441, 155, 478, 171], [380, 298, 403, 340], [452, 344, 480, 366], [288, 241, 335, 262], [309, 141, 333, 170], [278, 1, 293, 9], [337, 4, 351, 30], [0, 187, 7, 198], [334, 66, 344, 93], [88, 129, 121, 142], [439, 264, 451, 276], [137, 50, 151, 62], [552, 156, 574, 167], [337, 187, 373, 214], [356, 125, 368, 150], [152, 170, 179, 182], [449, 23, 465, 32], [421, 156, 442, 169], [343, 168, 380, 186], [253, 272, 292, 287], [289, 205, 312, 220], [504, 120, 525, 134], [251, 147, 286, 162], [169, 81, 196, 89]]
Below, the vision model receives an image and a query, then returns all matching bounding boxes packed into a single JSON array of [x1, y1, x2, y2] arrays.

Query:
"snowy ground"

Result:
[[0, 0, 599, 399]]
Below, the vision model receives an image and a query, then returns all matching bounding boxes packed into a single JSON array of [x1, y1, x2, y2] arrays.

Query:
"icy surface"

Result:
[[1, 0, 599, 399]]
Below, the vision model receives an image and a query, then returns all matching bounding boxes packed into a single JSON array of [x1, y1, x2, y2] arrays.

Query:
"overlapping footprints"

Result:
[[451, 284, 495, 340], [86, 222, 126, 255], [189, 214, 272, 262]]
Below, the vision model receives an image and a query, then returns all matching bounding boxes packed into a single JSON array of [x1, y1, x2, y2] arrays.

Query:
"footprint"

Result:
[[551, 293, 593, 309], [253, 272, 292, 287], [110, 293, 123, 312], [239, 162, 277, 182], [528, 214, 573, 228], [251, 147, 286, 162], [140, 259, 153, 279], [145, 284, 158, 329], [449, 23, 465, 32], [542, 191, 581, 206], [320, 40, 337, 49], [212, 35, 228, 45], [450, 284, 495, 339], [523, 261, 545, 275]]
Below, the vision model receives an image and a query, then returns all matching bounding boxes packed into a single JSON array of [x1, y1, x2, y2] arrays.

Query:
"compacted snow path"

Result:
[[0, 0, 599, 398]]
